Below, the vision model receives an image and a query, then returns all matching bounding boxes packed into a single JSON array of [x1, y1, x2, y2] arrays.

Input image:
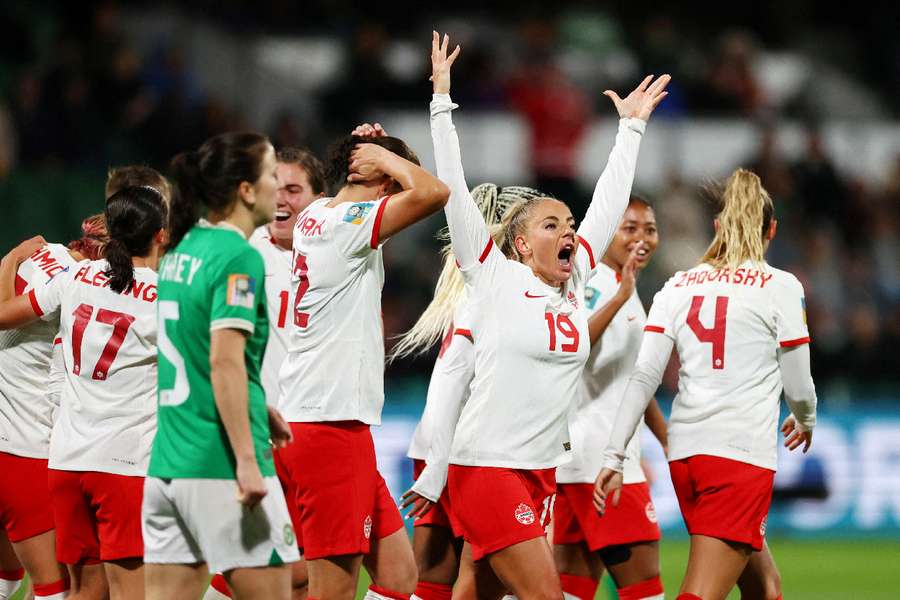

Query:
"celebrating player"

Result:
[[205, 146, 326, 600], [144, 132, 299, 600], [553, 196, 667, 600], [596, 169, 817, 600], [429, 31, 668, 599], [0, 185, 168, 600], [275, 117, 449, 600]]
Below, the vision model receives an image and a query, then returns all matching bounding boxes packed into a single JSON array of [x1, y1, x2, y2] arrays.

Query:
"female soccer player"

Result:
[[205, 146, 326, 600], [0, 185, 168, 600], [275, 118, 449, 600], [429, 31, 668, 599], [553, 196, 668, 600], [596, 169, 817, 600], [144, 132, 298, 600], [393, 184, 544, 600]]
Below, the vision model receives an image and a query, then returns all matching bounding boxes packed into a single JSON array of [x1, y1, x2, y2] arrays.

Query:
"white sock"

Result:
[[203, 586, 231, 600], [501, 596, 518, 600], [0, 577, 24, 600], [35, 589, 69, 600], [562, 594, 580, 600], [641, 595, 665, 600]]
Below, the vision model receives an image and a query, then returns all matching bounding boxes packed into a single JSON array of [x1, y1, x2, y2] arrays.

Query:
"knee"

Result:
[[763, 570, 782, 600], [372, 560, 418, 595]]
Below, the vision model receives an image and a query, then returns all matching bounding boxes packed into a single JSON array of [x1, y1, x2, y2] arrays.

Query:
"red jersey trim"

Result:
[[370, 195, 393, 249], [53, 337, 62, 345], [14, 274, 27, 296], [453, 328, 473, 342], [779, 336, 811, 348], [27, 289, 44, 317], [478, 239, 494, 263], [578, 236, 596, 270], [644, 325, 666, 334]]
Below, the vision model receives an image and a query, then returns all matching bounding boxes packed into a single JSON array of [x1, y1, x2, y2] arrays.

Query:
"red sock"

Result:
[[413, 581, 453, 600], [775, 596, 783, 600], [0, 568, 24, 581], [368, 584, 411, 600], [618, 575, 664, 599], [676, 594, 703, 600], [559, 573, 599, 600], [33, 578, 70, 598], [210, 573, 232, 597]]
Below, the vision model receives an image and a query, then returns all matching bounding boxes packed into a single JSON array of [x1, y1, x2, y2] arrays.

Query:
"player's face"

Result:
[[251, 144, 278, 227], [607, 203, 658, 270], [271, 162, 321, 242], [520, 198, 577, 286]]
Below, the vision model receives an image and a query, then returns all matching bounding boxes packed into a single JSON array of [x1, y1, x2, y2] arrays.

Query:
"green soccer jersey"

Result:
[[149, 222, 274, 479]]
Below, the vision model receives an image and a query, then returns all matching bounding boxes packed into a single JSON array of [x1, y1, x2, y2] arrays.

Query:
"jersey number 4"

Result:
[[70, 303, 135, 380], [687, 295, 728, 370], [545, 312, 580, 353]]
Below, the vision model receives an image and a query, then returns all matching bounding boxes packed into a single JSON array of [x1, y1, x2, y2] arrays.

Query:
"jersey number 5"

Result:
[[686, 295, 728, 369], [158, 301, 190, 406], [545, 312, 580, 353], [70, 303, 135, 380]]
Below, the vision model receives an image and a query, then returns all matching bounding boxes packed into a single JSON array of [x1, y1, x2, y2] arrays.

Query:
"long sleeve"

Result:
[[778, 344, 817, 431], [576, 118, 646, 274], [430, 94, 496, 275], [411, 332, 475, 502], [603, 330, 673, 472]]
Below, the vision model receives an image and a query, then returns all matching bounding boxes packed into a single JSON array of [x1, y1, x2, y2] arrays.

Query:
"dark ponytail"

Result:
[[324, 135, 419, 196], [104, 186, 168, 294], [168, 132, 271, 250]]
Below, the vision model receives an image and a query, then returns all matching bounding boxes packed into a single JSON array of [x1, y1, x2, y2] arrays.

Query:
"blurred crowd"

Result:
[[0, 1, 897, 391]]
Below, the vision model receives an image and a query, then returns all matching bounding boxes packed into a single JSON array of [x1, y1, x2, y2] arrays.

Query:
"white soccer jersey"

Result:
[[643, 261, 810, 470], [30, 259, 159, 476], [278, 196, 391, 424], [249, 226, 292, 406], [557, 263, 647, 485], [431, 93, 644, 469], [0, 244, 77, 458]]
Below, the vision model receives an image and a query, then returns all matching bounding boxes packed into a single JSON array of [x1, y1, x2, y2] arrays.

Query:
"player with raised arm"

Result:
[[596, 169, 817, 600], [553, 196, 668, 600], [143, 132, 299, 600], [204, 147, 326, 600], [275, 114, 449, 600], [429, 31, 668, 600], [0, 185, 168, 600]]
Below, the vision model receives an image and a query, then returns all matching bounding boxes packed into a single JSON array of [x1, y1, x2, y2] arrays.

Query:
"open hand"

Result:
[[7, 235, 46, 266], [347, 143, 390, 183], [431, 31, 460, 95], [781, 414, 813, 453], [351, 123, 387, 138], [617, 241, 643, 301], [604, 74, 671, 122], [399, 489, 435, 519]]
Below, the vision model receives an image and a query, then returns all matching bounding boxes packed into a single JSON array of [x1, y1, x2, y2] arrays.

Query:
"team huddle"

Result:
[[0, 33, 817, 600]]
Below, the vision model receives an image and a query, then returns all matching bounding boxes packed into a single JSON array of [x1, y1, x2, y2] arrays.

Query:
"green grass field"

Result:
[[11, 538, 898, 599]]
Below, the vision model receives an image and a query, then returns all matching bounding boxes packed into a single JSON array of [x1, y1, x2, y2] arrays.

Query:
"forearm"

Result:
[[588, 292, 629, 346], [778, 345, 817, 431], [379, 151, 449, 204], [211, 358, 256, 463], [643, 397, 668, 451], [0, 253, 20, 301]]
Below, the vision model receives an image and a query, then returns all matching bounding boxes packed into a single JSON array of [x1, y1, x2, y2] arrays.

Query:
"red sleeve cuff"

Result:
[[27, 289, 44, 317], [453, 328, 473, 342], [780, 336, 811, 348], [644, 325, 666, 334], [577, 236, 596, 270], [370, 195, 393, 249]]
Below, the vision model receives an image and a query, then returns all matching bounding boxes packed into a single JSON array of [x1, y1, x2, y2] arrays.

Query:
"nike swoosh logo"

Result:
[[525, 292, 547, 299]]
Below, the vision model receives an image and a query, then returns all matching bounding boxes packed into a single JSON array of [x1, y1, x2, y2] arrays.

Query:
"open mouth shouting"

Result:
[[557, 242, 575, 273], [274, 210, 292, 222]]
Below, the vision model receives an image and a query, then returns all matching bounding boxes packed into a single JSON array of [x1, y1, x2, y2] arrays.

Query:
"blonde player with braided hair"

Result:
[[429, 31, 668, 599], [596, 169, 817, 600]]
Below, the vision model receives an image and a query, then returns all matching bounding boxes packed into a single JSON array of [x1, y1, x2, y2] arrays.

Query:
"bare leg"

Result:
[[8, 531, 68, 587], [680, 534, 752, 600], [600, 542, 660, 588], [104, 558, 143, 600], [306, 555, 363, 600], [363, 528, 417, 594], [66, 562, 109, 600], [225, 564, 291, 600], [552, 542, 603, 581], [290, 559, 309, 600], [145, 563, 208, 600], [737, 541, 781, 600], [413, 525, 462, 585], [486, 538, 562, 600]]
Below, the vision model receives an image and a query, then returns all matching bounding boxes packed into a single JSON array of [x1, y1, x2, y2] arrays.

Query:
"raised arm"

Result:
[[587, 243, 642, 346], [0, 236, 51, 330], [429, 32, 494, 272], [577, 76, 669, 273]]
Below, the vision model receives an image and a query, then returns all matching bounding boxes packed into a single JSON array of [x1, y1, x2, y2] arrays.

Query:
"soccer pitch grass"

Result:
[[10, 538, 897, 599]]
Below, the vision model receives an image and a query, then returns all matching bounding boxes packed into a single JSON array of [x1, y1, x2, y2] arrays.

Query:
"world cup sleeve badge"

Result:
[[343, 202, 374, 225], [226, 274, 256, 308]]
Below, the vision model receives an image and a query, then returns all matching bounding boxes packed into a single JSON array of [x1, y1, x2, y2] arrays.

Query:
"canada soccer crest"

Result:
[[567, 290, 579, 309], [363, 515, 373, 539], [645, 501, 658, 523], [514, 503, 535, 525], [759, 516, 768, 536]]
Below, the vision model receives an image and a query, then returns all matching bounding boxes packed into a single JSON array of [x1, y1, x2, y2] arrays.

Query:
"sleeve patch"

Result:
[[226, 274, 256, 308], [343, 202, 374, 224]]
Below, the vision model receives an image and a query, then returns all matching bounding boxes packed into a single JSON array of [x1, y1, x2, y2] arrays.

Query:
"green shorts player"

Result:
[[142, 133, 298, 600]]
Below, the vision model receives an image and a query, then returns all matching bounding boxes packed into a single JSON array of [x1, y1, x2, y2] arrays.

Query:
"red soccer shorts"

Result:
[[447, 465, 556, 561], [272, 447, 304, 552], [669, 455, 774, 551], [0, 452, 55, 542], [47, 469, 144, 563], [280, 421, 404, 560], [554, 482, 661, 550], [412, 459, 463, 537]]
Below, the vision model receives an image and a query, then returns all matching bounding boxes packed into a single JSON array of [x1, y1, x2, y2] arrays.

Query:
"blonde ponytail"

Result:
[[701, 169, 775, 269], [389, 184, 544, 360]]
